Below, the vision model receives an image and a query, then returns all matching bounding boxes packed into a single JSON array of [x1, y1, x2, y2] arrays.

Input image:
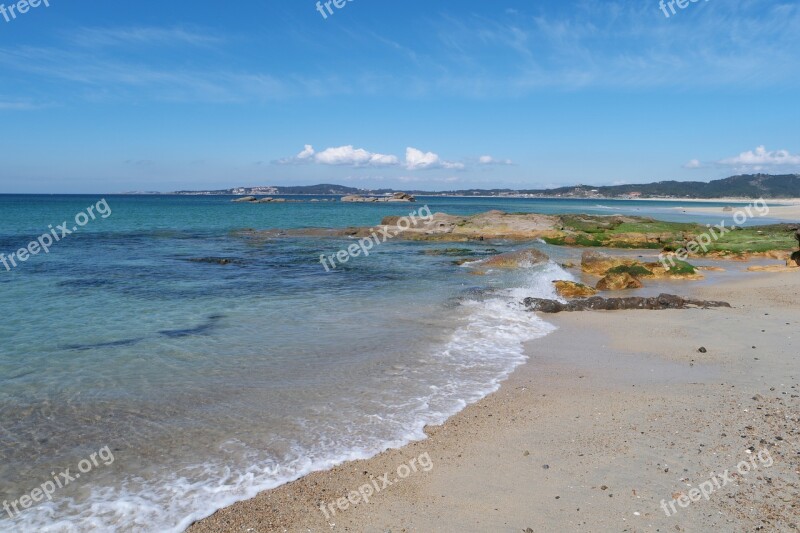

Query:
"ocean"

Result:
[[0, 195, 764, 531]]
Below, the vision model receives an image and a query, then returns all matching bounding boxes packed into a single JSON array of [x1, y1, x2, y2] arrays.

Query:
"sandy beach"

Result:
[[190, 266, 800, 532], [671, 199, 800, 221]]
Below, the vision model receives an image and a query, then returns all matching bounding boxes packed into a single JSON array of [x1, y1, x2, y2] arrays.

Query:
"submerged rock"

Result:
[[186, 257, 242, 266], [231, 196, 257, 203], [553, 280, 598, 298], [747, 264, 799, 272], [523, 293, 732, 313]]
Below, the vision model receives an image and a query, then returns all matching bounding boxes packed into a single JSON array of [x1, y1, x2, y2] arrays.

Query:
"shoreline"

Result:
[[190, 266, 800, 532], [672, 202, 800, 221]]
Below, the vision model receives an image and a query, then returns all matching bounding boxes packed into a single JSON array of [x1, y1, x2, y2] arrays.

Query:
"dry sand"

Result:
[[673, 200, 800, 221], [190, 270, 800, 533]]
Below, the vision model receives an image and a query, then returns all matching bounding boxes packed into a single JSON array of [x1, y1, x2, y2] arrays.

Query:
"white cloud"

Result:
[[296, 144, 315, 160], [478, 155, 513, 165], [277, 144, 398, 166], [719, 146, 800, 169], [404, 147, 464, 170], [314, 145, 399, 167], [683, 158, 704, 169], [277, 145, 465, 170]]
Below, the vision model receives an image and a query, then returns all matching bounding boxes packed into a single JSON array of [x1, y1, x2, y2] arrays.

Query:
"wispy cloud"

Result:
[[69, 26, 222, 48], [1, 2, 799, 107], [683, 159, 705, 169], [479, 155, 513, 166]]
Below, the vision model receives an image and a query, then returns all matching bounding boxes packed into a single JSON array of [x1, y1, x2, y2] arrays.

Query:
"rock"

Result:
[[232, 196, 257, 203], [696, 266, 726, 272], [647, 260, 704, 279], [792, 251, 800, 266], [723, 206, 734, 212], [341, 195, 375, 202], [387, 192, 416, 202], [523, 293, 732, 313], [596, 272, 643, 291], [698, 347, 707, 353], [342, 192, 415, 203], [255, 197, 274, 203], [581, 250, 638, 276], [481, 248, 550, 269], [553, 280, 598, 298]]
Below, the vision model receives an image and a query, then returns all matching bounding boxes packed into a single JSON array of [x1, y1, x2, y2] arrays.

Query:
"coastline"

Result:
[[190, 267, 800, 532], [672, 201, 800, 221]]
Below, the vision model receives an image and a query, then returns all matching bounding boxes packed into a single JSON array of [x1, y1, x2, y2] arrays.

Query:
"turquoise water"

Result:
[[0, 195, 774, 532]]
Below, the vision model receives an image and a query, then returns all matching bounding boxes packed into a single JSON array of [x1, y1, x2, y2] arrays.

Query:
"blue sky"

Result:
[[1, 0, 799, 193]]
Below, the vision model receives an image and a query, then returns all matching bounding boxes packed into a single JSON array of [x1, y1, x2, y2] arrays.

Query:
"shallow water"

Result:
[[0, 195, 771, 531]]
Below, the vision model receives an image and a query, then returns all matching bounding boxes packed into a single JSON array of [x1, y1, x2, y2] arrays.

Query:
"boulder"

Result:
[[481, 248, 550, 269], [553, 280, 598, 298], [791, 250, 800, 266], [232, 196, 257, 203], [596, 272, 643, 291], [523, 293, 732, 313], [581, 250, 638, 276], [387, 192, 416, 202]]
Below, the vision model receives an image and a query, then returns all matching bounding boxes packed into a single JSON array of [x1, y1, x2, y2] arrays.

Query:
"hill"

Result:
[[171, 174, 800, 199]]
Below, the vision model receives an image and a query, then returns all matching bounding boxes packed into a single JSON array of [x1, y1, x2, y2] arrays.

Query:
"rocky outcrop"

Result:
[[523, 293, 732, 313], [596, 272, 643, 291], [582, 251, 702, 282], [553, 280, 598, 298], [581, 250, 639, 276], [342, 192, 416, 203], [480, 248, 550, 268], [232, 196, 257, 203], [388, 192, 416, 202]]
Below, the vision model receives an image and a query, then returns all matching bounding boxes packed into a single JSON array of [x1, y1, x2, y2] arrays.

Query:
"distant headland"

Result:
[[166, 174, 800, 200]]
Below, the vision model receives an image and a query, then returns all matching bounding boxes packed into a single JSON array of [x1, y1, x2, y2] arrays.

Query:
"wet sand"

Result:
[[190, 269, 800, 532]]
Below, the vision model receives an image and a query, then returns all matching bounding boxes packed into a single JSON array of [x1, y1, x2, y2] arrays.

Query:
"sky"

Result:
[[0, 0, 799, 193]]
